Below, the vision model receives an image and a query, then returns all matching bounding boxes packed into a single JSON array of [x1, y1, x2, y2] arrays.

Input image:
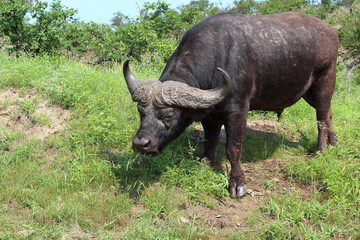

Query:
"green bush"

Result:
[[1, 0, 358, 64], [328, 0, 360, 57]]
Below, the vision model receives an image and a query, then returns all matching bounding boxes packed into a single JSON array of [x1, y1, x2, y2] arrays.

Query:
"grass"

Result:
[[0, 51, 359, 239]]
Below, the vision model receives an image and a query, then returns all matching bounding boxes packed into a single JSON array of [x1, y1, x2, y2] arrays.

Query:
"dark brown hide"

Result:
[[123, 11, 338, 197]]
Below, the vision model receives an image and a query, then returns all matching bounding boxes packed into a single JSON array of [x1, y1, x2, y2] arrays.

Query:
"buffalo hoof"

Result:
[[230, 185, 247, 198]]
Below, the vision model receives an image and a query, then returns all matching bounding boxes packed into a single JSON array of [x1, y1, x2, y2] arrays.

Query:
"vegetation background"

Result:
[[0, 0, 359, 239]]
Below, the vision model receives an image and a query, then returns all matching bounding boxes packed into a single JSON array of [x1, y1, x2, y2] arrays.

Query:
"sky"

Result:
[[42, 0, 236, 25]]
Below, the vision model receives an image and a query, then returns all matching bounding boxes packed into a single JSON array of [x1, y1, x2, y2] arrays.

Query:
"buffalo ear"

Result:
[[191, 112, 205, 122], [185, 110, 206, 122]]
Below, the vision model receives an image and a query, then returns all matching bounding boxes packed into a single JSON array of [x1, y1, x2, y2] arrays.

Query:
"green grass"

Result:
[[0, 51, 359, 239]]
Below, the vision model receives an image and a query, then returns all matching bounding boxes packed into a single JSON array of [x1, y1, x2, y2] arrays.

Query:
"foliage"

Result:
[[0, 0, 359, 65], [27, 1, 77, 54], [185, 0, 222, 18], [232, 0, 258, 14], [142, 1, 181, 39], [257, 0, 310, 14], [0, 0, 77, 54], [110, 11, 130, 28], [0, 0, 31, 51], [328, 0, 360, 57]]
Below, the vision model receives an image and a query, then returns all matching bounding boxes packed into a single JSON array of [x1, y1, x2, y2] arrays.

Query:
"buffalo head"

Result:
[[123, 60, 231, 155]]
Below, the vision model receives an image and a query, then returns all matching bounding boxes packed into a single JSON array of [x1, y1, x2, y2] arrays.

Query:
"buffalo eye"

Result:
[[161, 113, 173, 129]]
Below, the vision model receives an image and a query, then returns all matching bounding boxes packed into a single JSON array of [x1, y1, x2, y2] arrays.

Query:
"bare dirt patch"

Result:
[[247, 118, 282, 133], [0, 89, 69, 140], [180, 193, 261, 230], [62, 224, 98, 240]]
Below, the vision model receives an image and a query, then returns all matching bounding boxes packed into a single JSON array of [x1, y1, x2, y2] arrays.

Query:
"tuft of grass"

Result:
[[161, 159, 229, 208]]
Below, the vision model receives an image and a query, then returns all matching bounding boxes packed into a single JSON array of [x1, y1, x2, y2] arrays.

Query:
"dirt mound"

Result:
[[180, 193, 260, 230], [0, 89, 69, 140]]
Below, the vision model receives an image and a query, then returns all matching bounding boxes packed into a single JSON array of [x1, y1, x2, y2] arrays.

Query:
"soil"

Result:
[[0, 89, 69, 140]]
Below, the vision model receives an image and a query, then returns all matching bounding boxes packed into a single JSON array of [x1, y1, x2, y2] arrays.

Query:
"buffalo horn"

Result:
[[123, 60, 143, 101], [155, 67, 231, 109]]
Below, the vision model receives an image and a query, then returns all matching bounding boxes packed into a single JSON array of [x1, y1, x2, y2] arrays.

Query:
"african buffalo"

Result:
[[123, 11, 338, 197]]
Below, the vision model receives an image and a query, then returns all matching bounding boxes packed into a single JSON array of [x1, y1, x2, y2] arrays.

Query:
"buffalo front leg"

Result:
[[201, 118, 222, 165], [224, 109, 248, 198]]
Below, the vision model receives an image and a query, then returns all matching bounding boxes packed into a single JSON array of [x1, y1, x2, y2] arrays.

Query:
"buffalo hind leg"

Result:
[[303, 65, 337, 151], [327, 108, 337, 146], [201, 118, 222, 165], [303, 92, 337, 148], [224, 107, 248, 198]]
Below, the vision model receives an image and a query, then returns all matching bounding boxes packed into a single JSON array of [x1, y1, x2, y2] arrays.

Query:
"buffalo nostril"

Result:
[[133, 137, 150, 151], [139, 138, 150, 147]]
